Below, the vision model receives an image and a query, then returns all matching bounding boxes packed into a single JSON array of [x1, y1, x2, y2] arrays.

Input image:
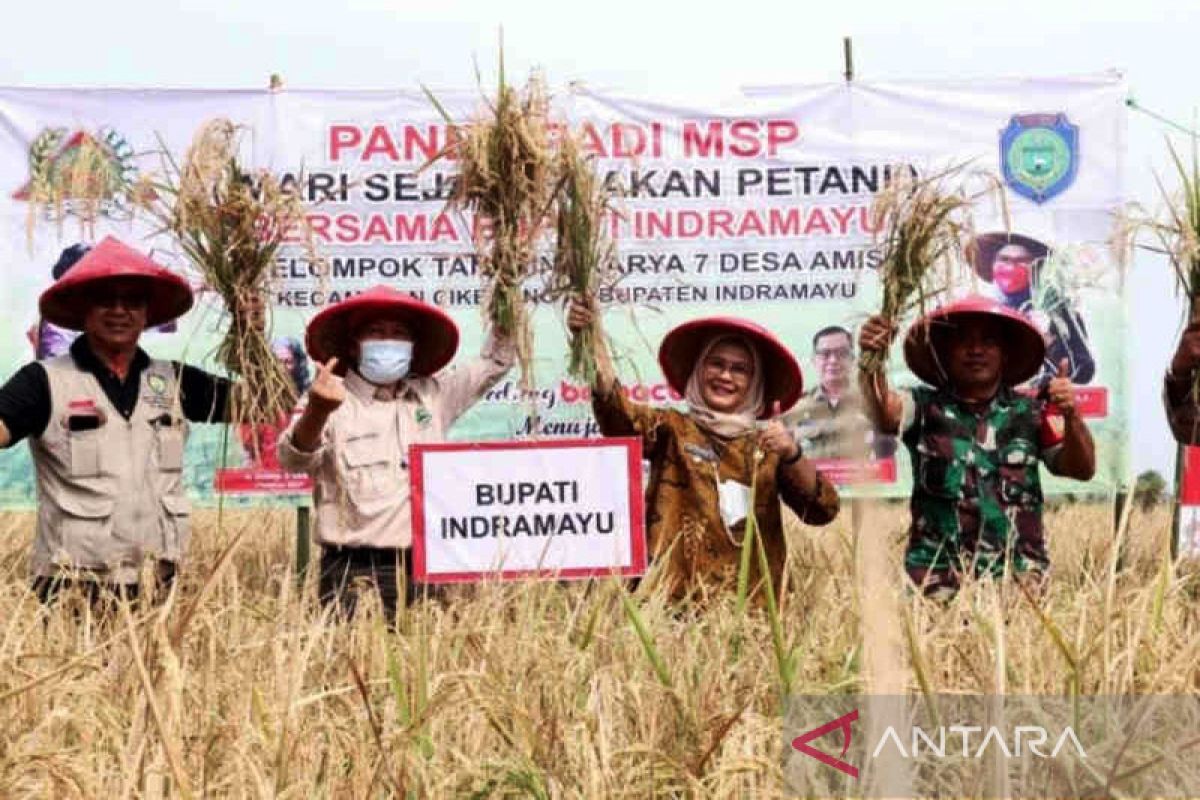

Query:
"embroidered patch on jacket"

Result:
[[414, 406, 433, 428]]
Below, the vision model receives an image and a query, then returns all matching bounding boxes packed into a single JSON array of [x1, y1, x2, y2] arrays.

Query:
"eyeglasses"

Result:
[[702, 355, 753, 380], [814, 347, 852, 361]]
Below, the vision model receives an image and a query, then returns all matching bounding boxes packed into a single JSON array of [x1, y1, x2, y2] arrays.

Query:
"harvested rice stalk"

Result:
[[1148, 139, 1200, 300], [424, 56, 555, 391], [1145, 138, 1200, 412], [138, 119, 319, 427], [551, 135, 618, 384], [859, 165, 972, 375]]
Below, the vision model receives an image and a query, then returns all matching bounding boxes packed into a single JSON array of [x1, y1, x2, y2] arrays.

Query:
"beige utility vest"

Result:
[[29, 356, 191, 583]]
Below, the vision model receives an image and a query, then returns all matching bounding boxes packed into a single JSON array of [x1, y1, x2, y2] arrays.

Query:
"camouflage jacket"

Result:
[[901, 386, 1062, 596], [592, 381, 840, 602]]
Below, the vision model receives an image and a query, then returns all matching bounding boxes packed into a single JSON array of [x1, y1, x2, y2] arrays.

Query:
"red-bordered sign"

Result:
[[411, 438, 646, 583]]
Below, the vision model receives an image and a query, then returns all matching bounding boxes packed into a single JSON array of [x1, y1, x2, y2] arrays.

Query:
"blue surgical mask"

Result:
[[358, 339, 414, 385]]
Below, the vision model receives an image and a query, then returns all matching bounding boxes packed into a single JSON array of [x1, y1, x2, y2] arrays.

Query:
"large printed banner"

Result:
[[0, 76, 1129, 506]]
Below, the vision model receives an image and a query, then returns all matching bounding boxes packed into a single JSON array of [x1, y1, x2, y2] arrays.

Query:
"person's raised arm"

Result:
[[566, 296, 666, 445], [1044, 359, 1095, 480], [857, 315, 904, 435]]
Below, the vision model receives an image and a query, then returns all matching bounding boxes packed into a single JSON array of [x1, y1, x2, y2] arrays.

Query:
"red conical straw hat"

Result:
[[38, 236, 193, 330], [305, 286, 459, 376], [658, 316, 803, 418]]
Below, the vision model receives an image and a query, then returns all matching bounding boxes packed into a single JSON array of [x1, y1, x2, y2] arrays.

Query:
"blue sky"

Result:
[[1, 0, 1196, 479]]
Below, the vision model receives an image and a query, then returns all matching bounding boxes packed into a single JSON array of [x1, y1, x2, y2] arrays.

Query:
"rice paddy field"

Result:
[[0, 501, 1197, 798]]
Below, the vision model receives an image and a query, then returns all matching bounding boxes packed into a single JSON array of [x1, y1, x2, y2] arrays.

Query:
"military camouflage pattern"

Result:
[[902, 386, 1055, 597]]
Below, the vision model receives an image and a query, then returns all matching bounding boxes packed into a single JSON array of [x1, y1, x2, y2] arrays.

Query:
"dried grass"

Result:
[[1134, 137, 1200, 420], [550, 134, 619, 384], [0, 503, 1195, 796], [1146, 139, 1200, 299]]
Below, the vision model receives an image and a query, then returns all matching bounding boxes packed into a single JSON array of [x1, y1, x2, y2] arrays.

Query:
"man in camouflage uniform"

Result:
[[857, 296, 1096, 598]]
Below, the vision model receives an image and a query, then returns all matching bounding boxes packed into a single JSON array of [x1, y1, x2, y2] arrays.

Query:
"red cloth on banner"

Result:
[[214, 468, 312, 494], [808, 458, 897, 485]]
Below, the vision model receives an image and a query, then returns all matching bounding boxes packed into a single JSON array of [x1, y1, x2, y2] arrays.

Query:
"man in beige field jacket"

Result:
[[278, 285, 513, 621]]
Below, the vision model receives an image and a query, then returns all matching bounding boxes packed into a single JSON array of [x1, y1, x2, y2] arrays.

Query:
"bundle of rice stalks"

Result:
[[139, 119, 317, 427], [859, 165, 973, 374], [551, 135, 619, 384], [1148, 140, 1200, 310], [1146, 139, 1200, 408], [425, 55, 555, 391]]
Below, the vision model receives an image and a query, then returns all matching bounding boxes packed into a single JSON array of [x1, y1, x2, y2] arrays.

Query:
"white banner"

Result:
[[411, 439, 646, 583], [0, 76, 1129, 506]]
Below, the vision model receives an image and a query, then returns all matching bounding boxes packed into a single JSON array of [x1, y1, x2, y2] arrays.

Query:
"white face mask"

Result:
[[358, 339, 414, 385]]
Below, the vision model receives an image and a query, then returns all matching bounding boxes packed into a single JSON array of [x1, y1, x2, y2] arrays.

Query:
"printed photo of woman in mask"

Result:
[[969, 232, 1096, 389], [237, 336, 312, 470]]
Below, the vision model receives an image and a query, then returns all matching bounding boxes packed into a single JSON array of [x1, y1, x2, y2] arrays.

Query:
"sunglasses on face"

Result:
[[93, 290, 149, 310]]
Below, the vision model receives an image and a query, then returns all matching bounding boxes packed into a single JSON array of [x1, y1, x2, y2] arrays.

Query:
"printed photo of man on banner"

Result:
[[784, 323, 898, 486]]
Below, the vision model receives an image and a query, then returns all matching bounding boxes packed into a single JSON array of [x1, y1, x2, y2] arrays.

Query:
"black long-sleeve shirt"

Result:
[[0, 336, 230, 446]]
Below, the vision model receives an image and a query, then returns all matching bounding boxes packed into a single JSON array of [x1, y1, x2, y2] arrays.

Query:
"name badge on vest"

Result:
[[141, 371, 173, 410]]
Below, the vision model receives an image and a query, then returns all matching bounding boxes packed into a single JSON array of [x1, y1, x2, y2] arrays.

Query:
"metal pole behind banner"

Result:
[[843, 37, 855, 83]]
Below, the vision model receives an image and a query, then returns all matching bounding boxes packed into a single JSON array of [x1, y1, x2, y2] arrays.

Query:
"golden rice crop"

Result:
[[0, 501, 1196, 797]]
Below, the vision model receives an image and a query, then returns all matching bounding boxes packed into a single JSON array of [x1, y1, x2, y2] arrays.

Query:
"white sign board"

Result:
[[411, 438, 646, 583]]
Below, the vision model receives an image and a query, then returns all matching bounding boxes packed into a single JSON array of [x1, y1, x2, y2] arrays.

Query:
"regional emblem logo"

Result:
[[12, 126, 149, 222], [999, 113, 1078, 204]]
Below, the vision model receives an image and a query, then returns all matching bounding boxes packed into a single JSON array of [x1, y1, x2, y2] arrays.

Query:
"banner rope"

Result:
[[1126, 97, 1199, 138]]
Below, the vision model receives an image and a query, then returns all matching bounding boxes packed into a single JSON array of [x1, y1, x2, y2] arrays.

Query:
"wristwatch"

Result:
[[781, 443, 804, 466]]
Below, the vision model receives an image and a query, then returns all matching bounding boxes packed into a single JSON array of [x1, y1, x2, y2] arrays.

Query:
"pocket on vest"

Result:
[[156, 494, 192, 554], [68, 431, 102, 478], [156, 426, 185, 472], [915, 437, 963, 499], [55, 494, 117, 567], [340, 433, 398, 502]]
